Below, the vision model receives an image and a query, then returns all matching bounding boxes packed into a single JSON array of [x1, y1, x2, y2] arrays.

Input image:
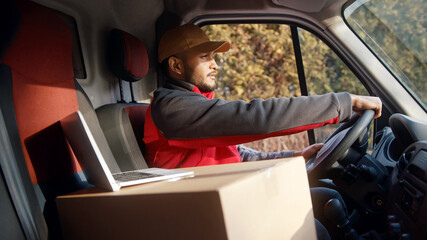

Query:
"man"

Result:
[[144, 23, 382, 239], [143, 23, 382, 168]]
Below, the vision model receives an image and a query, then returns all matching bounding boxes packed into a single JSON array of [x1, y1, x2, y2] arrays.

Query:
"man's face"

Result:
[[182, 51, 218, 92]]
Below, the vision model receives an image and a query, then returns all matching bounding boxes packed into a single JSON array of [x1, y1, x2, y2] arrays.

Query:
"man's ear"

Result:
[[168, 56, 184, 78]]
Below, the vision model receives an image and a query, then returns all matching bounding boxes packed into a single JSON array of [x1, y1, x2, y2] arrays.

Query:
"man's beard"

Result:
[[196, 81, 217, 92], [184, 66, 217, 92]]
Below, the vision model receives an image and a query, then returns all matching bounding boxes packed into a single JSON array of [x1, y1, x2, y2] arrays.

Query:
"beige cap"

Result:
[[158, 24, 230, 62]]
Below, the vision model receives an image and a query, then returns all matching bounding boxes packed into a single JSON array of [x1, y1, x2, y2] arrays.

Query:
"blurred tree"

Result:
[[345, 0, 426, 105], [204, 24, 300, 101]]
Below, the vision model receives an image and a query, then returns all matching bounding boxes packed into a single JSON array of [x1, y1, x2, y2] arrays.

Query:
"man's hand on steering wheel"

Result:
[[350, 94, 382, 119]]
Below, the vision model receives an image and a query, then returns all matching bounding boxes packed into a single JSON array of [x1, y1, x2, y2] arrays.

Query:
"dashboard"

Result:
[[389, 140, 427, 239], [368, 114, 426, 239], [333, 114, 426, 239]]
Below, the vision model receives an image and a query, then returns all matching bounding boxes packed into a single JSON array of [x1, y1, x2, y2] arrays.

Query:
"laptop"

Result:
[[60, 110, 194, 191]]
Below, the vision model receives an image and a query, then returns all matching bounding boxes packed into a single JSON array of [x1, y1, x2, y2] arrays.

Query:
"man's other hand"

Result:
[[294, 143, 324, 161], [350, 94, 382, 119]]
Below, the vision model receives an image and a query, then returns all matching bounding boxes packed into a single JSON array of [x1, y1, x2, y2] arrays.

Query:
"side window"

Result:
[[202, 24, 370, 152], [204, 24, 301, 100], [298, 28, 369, 143]]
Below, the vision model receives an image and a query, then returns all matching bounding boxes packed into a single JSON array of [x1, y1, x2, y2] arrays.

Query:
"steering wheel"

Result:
[[307, 110, 375, 179]]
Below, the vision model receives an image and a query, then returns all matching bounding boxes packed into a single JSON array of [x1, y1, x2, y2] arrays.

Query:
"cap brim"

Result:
[[190, 41, 230, 53]]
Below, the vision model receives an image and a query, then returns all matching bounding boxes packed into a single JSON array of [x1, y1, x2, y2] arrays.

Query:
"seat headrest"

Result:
[[109, 29, 149, 82], [4, 1, 74, 84]]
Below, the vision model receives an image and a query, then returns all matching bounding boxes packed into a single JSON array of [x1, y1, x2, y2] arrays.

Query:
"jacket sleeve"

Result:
[[151, 89, 352, 148], [237, 145, 295, 162]]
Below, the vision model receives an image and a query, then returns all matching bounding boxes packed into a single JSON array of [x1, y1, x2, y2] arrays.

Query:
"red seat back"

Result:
[[3, 1, 82, 184], [2, 1, 89, 238]]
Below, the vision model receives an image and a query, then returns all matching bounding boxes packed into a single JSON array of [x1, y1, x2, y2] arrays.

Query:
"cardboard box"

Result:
[[56, 157, 316, 240]]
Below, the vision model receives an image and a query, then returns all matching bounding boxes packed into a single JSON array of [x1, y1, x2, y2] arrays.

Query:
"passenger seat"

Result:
[[96, 29, 150, 170]]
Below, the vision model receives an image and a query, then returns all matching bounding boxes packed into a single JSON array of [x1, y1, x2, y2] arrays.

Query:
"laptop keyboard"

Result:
[[113, 171, 162, 182]]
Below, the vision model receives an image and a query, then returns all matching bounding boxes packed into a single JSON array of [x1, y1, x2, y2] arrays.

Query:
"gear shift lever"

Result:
[[324, 198, 360, 240]]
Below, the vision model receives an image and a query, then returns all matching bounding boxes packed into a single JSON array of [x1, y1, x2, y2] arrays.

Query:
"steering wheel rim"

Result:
[[307, 109, 375, 179]]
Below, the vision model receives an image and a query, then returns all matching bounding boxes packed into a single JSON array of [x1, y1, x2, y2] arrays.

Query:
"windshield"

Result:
[[344, 0, 426, 109]]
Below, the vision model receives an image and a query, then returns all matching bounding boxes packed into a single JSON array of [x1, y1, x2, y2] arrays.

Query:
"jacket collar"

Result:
[[163, 77, 214, 99]]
